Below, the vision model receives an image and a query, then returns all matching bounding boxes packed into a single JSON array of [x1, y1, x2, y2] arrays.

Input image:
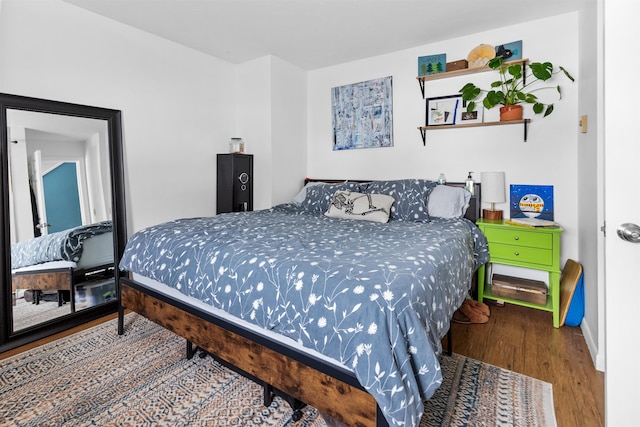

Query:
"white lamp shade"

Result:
[[481, 172, 506, 204]]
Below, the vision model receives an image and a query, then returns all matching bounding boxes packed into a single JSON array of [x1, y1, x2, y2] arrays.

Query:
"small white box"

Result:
[[75, 279, 115, 308]]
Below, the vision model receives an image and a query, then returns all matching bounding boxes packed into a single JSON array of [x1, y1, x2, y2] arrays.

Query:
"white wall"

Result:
[[7, 128, 32, 243], [270, 56, 307, 206], [237, 56, 272, 211], [577, 0, 604, 370], [307, 13, 580, 270], [0, 0, 237, 233], [236, 56, 307, 210]]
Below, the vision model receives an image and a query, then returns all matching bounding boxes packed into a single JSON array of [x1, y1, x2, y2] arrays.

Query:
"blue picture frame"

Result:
[[510, 184, 554, 221]]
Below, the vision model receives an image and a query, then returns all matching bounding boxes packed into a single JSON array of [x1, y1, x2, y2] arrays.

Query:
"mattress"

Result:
[[132, 272, 348, 369], [12, 232, 114, 274]]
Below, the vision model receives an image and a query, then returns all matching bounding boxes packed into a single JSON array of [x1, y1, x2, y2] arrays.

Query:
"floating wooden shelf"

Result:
[[418, 119, 531, 145], [416, 58, 529, 98]]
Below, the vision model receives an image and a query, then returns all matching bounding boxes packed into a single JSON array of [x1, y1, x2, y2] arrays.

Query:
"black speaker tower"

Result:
[[216, 153, 253, 214]]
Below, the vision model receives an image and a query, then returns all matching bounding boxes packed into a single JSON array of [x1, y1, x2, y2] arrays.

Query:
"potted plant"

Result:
[[459, 57, 575, 121]]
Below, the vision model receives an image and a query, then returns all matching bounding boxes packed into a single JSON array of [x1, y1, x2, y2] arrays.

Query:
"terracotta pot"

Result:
[[499, 105, 523, 121]]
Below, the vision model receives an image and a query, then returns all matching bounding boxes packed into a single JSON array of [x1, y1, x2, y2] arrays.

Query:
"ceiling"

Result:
[[61, 0, 584, 70]]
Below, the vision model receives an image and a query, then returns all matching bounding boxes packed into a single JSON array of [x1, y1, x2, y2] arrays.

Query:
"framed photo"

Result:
[[457, 103, 484, 124], [426, 95, 462, 126]]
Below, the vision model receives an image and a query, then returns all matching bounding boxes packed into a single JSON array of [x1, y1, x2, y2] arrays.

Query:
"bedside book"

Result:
[[505, 217, 559, 228]]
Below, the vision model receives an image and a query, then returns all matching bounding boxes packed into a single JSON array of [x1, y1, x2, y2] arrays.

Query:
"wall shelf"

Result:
[[418, 119, 530, 145], [416, 58, 529, 98], [417, 58, 531, 144]]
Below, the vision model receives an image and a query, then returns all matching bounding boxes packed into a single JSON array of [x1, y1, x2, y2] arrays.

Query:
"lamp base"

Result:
[[483, 209, 503, 220]]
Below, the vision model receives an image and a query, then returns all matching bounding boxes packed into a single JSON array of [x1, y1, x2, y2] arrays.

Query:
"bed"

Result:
[[11, 221, 114, 312], [118, 180, 489, 427]]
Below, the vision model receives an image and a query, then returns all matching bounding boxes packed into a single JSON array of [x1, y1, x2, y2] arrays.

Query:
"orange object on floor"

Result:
[[453, 299, 490, 324], [466, 299, 490, 317]]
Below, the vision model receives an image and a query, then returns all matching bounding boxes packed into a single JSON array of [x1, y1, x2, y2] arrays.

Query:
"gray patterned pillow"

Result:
[[325, 191, 394, 223], [360, 179, 436, 221], [301, 182, 360, 214]]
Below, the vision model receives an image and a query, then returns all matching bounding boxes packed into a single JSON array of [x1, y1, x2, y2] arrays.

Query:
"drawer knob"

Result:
[[514, 236, 520, 240], [514, 251, 520, 256]]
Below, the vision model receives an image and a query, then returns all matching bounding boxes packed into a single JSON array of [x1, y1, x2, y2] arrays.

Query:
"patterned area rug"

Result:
[[12, 297, 72, 331], [0, 314, 556, 426]]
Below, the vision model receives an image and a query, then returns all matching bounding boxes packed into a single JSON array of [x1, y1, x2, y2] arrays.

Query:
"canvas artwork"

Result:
[[510, 184, 554, 221], [331, 76, 393, 151], [418, 53, 446, 76], [495, 40, 523, 61]]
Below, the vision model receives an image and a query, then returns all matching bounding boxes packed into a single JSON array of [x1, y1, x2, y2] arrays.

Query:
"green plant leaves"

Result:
[[456, 59, 573, 118], [459, 83, 481, 101], [559, 66, 575, 82], [466, 101, 476, 113], [487, 57, 504, 69], [533, 103, 544, 114], [484, 90, 504, 108], [529, 62, 552, 80], [507, 64, 522, 78]]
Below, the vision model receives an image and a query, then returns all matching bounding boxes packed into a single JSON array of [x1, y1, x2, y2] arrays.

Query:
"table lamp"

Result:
[[481, 171, 505, 220]]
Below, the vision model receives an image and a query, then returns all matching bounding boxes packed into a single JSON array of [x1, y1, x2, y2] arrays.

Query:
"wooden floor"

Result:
[[2, 304, 604, 426], [448, 301, 605, 427]]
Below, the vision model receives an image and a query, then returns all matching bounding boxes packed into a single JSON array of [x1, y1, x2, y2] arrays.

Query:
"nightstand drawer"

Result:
[[483, 227, 552, 249], [489, 243, 553, 266]]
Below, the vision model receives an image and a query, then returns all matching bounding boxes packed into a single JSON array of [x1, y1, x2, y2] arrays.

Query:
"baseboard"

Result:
[[580, 319, 605, 372]]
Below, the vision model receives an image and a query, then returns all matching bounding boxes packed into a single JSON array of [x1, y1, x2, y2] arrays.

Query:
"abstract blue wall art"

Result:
[[331, 76, 393, 151]]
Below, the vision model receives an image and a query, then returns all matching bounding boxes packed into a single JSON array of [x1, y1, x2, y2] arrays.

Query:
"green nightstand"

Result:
[[476, 219, 564, 328]]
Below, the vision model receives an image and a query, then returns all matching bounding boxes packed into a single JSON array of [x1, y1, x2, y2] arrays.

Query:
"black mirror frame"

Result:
[[0, 93, 126, 352]]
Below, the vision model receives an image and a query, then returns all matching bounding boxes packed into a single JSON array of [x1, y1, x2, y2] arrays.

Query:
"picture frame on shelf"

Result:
[[418, 53, 446, 76], [425, 95, 462, 126], [457, 102, 484, 124], [495, 40, 523, 61]]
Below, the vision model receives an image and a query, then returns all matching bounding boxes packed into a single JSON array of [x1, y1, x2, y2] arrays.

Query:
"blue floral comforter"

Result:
[[11, 221, 113, 270], [119, 204, 488, 426]]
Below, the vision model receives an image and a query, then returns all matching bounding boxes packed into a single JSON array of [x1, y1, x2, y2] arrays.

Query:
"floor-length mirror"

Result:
[[1, 94, 126, 352]]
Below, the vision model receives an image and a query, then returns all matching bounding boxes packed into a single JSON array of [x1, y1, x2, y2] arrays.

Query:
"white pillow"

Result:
[[427, 185, 471, 218], [292, 181, 326, 204], [325, 191, 394, 223]]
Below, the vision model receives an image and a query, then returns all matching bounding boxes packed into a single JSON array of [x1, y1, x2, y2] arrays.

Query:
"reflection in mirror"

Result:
[[8, 110, 115, 332]]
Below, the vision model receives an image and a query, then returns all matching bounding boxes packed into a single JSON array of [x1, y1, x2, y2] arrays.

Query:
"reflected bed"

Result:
[[11, 222, 114, 313]]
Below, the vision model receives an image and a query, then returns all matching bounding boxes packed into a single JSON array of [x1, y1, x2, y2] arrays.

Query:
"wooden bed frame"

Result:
[[12, 268, 72, 308], [12, 263, 114, 312], [118, 180, 482, 427]]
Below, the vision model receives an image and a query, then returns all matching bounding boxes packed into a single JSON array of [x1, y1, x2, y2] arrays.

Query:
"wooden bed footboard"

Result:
[[119, 278, 389, 427], [12, 268, 72, 292], [12, 268, 74, 309]]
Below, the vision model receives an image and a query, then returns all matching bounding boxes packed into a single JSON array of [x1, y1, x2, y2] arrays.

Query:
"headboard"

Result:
[[304, 178, 481, 223]]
